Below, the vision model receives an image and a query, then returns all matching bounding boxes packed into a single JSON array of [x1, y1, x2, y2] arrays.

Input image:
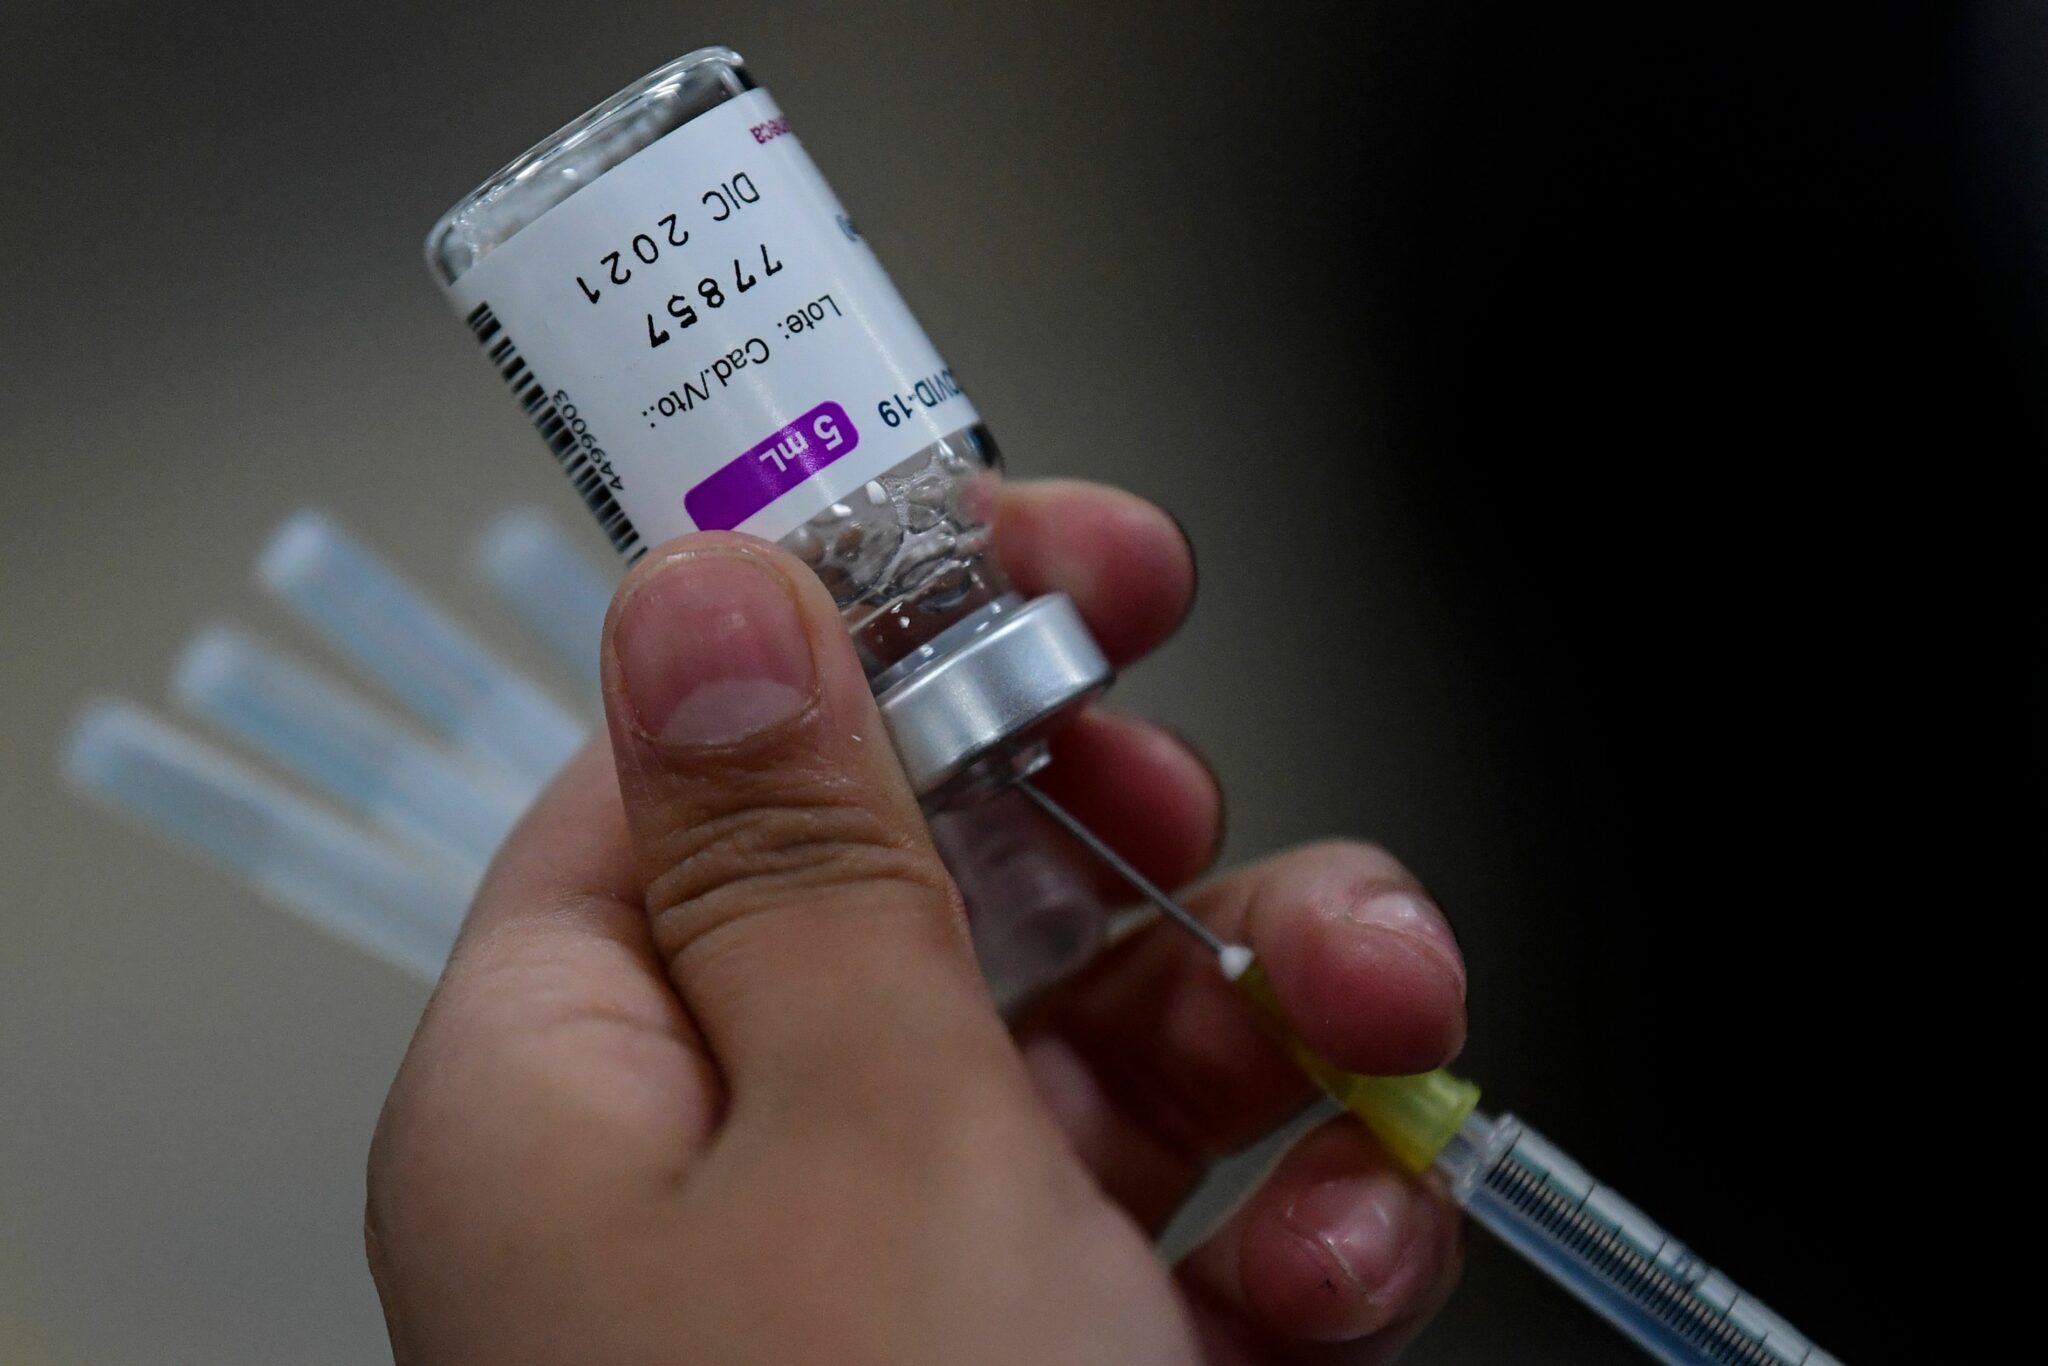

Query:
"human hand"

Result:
[[366, 480, 1467, 1364]]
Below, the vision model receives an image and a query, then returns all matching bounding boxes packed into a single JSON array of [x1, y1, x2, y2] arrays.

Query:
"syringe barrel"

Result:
[[1440, 1112, 1842, 1366]]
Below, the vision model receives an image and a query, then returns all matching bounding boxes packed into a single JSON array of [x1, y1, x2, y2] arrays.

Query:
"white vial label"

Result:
[[444, 88, 979, 558]]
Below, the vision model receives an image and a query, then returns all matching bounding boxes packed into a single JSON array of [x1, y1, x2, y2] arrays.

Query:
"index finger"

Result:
[[996, 479, 1196, 666]]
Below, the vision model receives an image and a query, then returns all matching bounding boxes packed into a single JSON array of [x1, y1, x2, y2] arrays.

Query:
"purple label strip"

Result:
[[684, 401, 861, 531]]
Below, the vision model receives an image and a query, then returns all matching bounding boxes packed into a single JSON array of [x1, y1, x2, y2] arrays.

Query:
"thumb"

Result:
[[601, 532, 999, 1111]]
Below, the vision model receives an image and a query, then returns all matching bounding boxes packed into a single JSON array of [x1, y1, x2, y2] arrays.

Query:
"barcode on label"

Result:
[[466, 302, 646, 561]]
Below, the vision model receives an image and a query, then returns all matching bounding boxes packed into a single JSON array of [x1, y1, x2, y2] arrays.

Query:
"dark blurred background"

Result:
[[3, 1, 2037, 1360]]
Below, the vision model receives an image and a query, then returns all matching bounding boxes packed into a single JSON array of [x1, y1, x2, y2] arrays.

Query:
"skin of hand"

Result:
[[366, 480, 1468, 1365]]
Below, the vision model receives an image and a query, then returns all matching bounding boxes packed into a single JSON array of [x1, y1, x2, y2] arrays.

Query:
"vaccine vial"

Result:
[[426, 47, 1020, 680], [428, 47, 1110, 1003]]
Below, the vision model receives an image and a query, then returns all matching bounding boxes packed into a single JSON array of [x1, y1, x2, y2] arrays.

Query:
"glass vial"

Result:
[[428, 47, 1103, 1001], [427, 47, 1012, 681]]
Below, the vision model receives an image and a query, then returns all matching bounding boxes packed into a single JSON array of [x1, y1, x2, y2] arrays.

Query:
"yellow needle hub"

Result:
[[1232, 960, 1479, 1173]]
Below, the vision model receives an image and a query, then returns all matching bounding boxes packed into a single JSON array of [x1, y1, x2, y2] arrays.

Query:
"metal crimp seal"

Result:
[[874, 593, 1111, 800]]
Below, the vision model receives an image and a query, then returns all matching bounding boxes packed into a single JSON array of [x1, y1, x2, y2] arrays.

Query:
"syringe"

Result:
[[1017, 779, 1842, 1366]]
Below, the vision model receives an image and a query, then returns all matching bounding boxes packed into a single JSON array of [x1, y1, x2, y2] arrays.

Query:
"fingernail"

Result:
[[1284, 1171, 1416, 1296], [1348, 889, 1464, 995], [615, 550, 817, 746]]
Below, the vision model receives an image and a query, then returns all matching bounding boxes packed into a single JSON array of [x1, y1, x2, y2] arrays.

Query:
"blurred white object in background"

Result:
[[173, 624, 531, 881], [64, 506, 606, 981], [475, 508, 614, 690], [258, 510, 585, 786], [63, 700, 465, 981]]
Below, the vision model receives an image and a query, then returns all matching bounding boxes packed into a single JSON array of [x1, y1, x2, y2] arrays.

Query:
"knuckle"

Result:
[[640, 773, 955, 967]]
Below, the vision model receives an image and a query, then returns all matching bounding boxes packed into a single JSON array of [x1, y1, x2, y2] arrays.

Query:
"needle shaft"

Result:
[[1013, 776, 1232, 960]]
